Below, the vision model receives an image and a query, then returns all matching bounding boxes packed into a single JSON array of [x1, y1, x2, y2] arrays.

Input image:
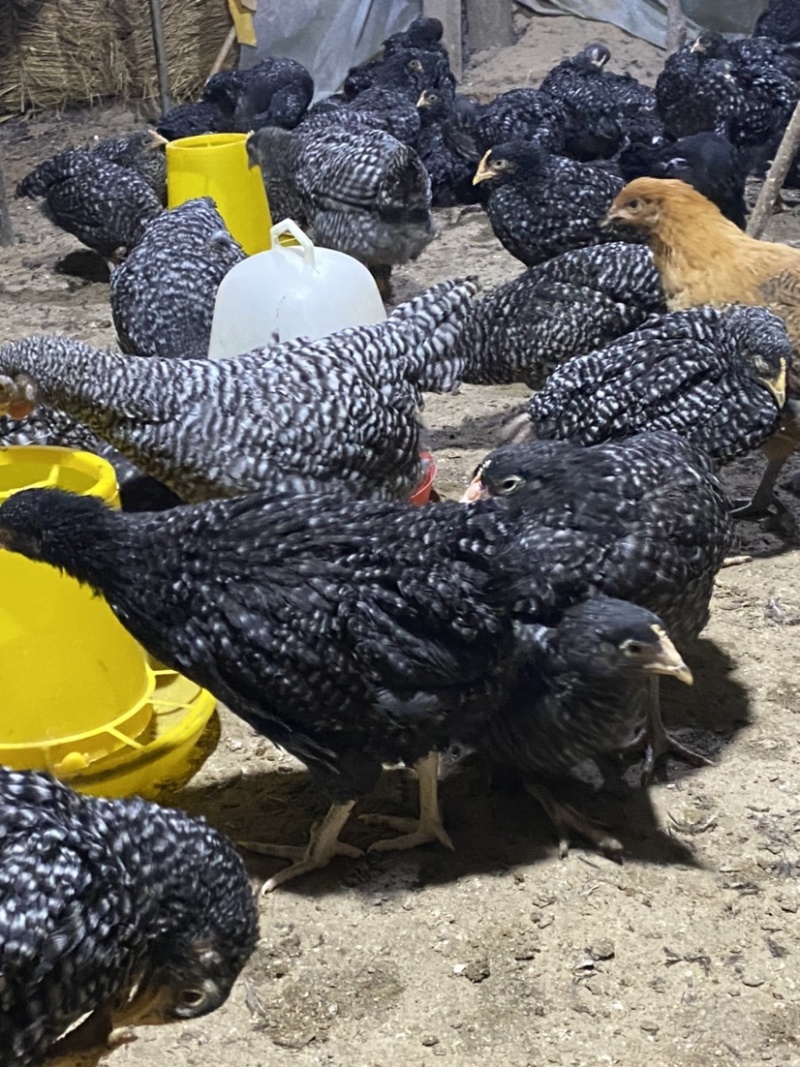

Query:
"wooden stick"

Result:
[[665, 0, 687, 54], [148, 0, 173, 116], [747, 98, 800, 239], [0, 161, 12, 247], [210, 26, 237, 78]]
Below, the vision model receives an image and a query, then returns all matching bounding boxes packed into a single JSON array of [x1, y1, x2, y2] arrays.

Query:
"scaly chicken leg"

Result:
[[622, 676, 711, 785], [730, 408, 800, 538], [240, 800, 362, 893], [524, 781, 623, 859], [360, 751, 455, 853]]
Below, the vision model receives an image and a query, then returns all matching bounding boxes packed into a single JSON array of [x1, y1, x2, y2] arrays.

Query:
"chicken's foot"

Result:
[[524, 781, 623, 860], [240, 800, 362, 893], [730, 456, 798, 538], [44, 1008, 135, 1067], [361, 752, 455, 852], [622, 677, 711, 785]]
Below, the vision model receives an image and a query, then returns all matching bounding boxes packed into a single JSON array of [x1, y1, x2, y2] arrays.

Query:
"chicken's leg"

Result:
[[524, 781, 623, 860], [731, 413, 800, 538], [360, 752, 455, 852], [624, 677, 711, 785], [240, 800, 362, 893]]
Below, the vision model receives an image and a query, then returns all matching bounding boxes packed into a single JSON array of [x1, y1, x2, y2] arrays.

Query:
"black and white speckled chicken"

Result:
[[457, 242, 665, 387], [383, 15, 449, 59], [203, 57, 314, 132], [473, 141, 639, 267], [0, 279, 475, 504], [655, 43, 743, 141], [416, 88, 481, 205], [89, 128, 168, 203], [528, 305, 790, 465], [343, 47, 456, 105], [755, 0, 800, 43], [110, 197, 245, 359], [247, 123, 434, 296], [0, 766, 257, 1067], [156, 99, 238, 141], [0, 477, 690, 885], [467, 88, 569, 156], [539, 42, 658, 160], [487, 595, 692, 853], [302, 87, 422, 147], [616, 130, 747, 228], [16, 151, 162, 260], [464, 431, 734, 779]]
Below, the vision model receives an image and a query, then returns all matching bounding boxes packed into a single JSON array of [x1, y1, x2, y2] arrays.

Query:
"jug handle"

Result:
[[269, 218, 316, 269]]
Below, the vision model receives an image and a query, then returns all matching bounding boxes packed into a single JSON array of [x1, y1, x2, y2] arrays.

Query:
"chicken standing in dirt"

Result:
[[605, 176, 800, 525], [0, 767, 257, 1067], [0, 279, 474, 504], [0, 480, 689, 889], [464, 432, 734, 783]]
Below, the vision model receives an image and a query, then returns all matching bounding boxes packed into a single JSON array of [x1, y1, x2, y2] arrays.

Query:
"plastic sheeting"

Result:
[[516, 0, 770, 48], [240, 0, 422, 100]]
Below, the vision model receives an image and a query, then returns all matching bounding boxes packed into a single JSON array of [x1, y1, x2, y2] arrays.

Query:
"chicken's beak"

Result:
[[643, 626, 694, 685], [600, 205, 622, 229], [417, 91, 431, 108], [461, 474, 488, 503], [473, 150, 494, 185], [147, 129, 169, 148], [763, 361, 787, 409]]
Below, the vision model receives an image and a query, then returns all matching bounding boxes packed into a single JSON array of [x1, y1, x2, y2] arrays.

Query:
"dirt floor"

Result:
[[2, 9, 800, 1067]]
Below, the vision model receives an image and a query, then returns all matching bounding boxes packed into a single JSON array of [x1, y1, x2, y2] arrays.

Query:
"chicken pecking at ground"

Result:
[[456, 242, 665, 387], [0, 279, 475, 504], [16, 150, 162, 261], [463, 431, 734, 783], [473, 140, 641, 267], [526, 305, 791, 475], [0, 767, 257, 1067], [0, 481, 689, 887], [605, 176, 800, 525], [247, 123, 434, 296], [110, 197, 245, 360]]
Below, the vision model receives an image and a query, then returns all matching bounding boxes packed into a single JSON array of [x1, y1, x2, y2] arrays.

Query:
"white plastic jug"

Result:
[[206, 218, 387, 359]]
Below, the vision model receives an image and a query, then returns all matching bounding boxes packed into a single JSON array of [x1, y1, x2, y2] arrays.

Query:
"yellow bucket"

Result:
[[0, 446, 217, 798], [166, 132, 273, 256]]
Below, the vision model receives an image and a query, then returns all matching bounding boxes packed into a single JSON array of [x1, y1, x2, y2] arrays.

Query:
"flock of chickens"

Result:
[[4, 1, 800, 1062]]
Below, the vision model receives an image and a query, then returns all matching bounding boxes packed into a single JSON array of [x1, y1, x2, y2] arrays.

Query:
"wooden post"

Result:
[[0, 162, 12, 247], [423, 0, 463, 81], [465, 0, 514, 53], [747, 99, 800, 239], [148, 0, 173, 115], [665, 0, 687, 54]]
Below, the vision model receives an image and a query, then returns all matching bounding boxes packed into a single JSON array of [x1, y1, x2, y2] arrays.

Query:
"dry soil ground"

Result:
[[1, 10, 800, 1067]]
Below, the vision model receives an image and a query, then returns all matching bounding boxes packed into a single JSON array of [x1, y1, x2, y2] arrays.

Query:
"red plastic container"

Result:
[[409, 452, 438, 506]]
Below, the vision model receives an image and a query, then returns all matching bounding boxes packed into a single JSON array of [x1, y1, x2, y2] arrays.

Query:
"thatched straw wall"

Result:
[[0, 0, 234, 114]]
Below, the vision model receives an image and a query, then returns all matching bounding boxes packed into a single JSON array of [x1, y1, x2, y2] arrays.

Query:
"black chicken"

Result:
[[616, 130, 747, 228], [457, 242, 665, 387], [110, 197, 245, 359], [655, 45, 744, 142], [0, 767, 257, 1066], [16, 151, 162, 260], [203, 56, 314, 131], [156, 99, 238, 142], [416, 88, 481, 205], [343, 47, 455, 104], [754, 0, 800, 43], [0, 479, 690, 885], [247, 123, 434, 296], [473, 141, 638, 267], [527, 305, 790, 466], [383, 16, 449, 59], [464, 432, 734, 780], [0, 279, 474, 504]]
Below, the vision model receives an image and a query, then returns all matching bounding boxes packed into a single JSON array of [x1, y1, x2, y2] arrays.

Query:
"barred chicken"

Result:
[[528, 306, 790, 467], [203, 57, 314, 132], [0, 279, 475, 504], [457, 243, 664, 387], [110, 198, 245, 359], [88, 128, 168, 203], [0, 767, 257, 1067], [16, 150, 162, 260], [473, 141, 639, 267], [0, 480, 688, 886], [247, 123, 434, 296], [464, 432, 734, 780]]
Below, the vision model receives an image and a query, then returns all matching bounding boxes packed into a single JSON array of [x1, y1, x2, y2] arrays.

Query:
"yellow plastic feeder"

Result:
[[0, 446, 217, 799], [166, 132, 273, 256]]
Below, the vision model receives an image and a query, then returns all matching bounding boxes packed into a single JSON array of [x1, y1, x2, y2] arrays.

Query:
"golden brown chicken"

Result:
[[605, 176, 800, 527]]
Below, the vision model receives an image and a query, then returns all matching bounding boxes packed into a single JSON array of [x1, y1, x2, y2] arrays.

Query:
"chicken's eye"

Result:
[[428, 93, 439, 104], [498, 475, 522, 494], [621, 640, 644, 655], [491, 159, 508, 171], [626, 197, 643, 211], [409, 59, 424, 72], [180, 988, 207, 1008]]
